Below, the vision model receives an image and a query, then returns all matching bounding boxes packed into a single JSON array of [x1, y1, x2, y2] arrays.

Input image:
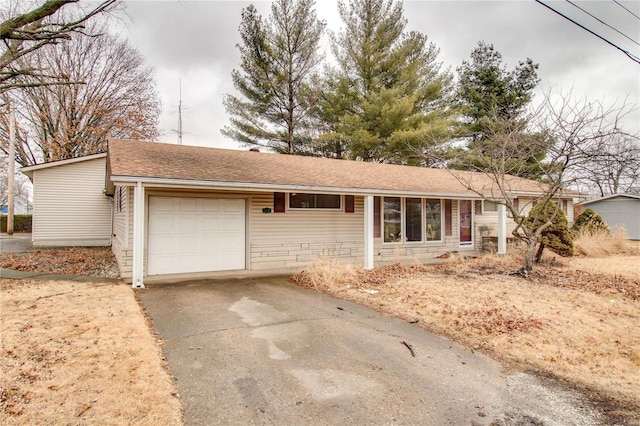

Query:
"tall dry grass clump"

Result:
[[292, 258, 359, 290], [573, 226, 634, 257]]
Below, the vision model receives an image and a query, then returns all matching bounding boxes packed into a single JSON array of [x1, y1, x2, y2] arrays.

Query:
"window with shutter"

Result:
[[345, 195, 355, 213], [474, 200, 482, 215], [374, 196, 381, 238], [274, 192, 285, 213]]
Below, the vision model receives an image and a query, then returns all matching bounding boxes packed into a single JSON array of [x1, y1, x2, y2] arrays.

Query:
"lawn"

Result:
[[1, 244, 638, 424], [0, 279, 182, 425], [292, 253, 640, 423]]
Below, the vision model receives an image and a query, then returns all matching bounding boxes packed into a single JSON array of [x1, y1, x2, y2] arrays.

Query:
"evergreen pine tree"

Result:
[[315, 0, 453, 163], [222, 0, 325, 154]]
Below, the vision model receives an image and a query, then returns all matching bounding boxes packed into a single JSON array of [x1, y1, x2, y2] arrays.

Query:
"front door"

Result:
[[459, 200, 473, 245]]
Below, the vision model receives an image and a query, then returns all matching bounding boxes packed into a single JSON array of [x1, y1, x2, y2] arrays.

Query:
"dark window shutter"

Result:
[[445, 199, 452, 237], [345, 195, 355, 213], [474, 200, 482, 215], [373, 196, 381, 238], [562, 199, 568, 214], [513, 198, 520, 213], [274, 192, 285, 213]]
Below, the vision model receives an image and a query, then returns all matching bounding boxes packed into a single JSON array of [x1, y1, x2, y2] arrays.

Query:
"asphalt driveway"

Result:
[[136, 276, 601, 425], [0, 233, 33, 253]]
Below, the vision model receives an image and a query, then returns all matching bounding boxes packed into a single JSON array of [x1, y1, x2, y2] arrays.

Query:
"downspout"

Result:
[[103, 189, 114, 247]]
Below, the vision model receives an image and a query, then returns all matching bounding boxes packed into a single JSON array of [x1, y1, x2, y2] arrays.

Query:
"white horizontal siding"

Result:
[[250, 193, 364, 269], [251, 194, 363, 243], [32, 157, 111, 246], [112, 186, 131, 279]]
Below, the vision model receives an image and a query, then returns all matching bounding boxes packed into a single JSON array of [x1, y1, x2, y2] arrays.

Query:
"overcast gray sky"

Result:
[[121, 0, 640, 150]]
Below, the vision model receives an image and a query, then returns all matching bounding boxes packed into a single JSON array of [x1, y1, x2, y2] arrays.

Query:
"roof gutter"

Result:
[[109, 175, 558, 199]]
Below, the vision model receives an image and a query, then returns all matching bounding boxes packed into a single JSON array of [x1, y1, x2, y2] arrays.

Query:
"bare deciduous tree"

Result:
[[0, 23, 160, 166], [446, 89, 638, 274], [0, 153, 29, 207], [572, 132, 640, 197], [0, 0, 119, 93]]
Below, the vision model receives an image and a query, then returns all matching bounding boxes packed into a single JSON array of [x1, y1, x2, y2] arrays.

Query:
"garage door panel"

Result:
[[202, 199, 221, 212], [200, 237, 221, 251], [150, 197, 176, 211], [219, 233, 244, 250], [223, 199, 243, 212], [225, 216, 244, 228], [179, 216, 198, 232], [220, 257, 244, 270], [148, 213, 176, 232], [148, 196, 245, 275], [148, 234, 179, 256], [148, 255, 177, 275], [201, 215, 221, 232], [179, 198, 198, 212], [179, 233, 202, 253]]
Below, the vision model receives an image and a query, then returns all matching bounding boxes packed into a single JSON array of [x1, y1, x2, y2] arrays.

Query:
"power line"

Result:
[[535, 0, 640, 65], [566, 0, 639, 47], [612, 0, 640, 21]]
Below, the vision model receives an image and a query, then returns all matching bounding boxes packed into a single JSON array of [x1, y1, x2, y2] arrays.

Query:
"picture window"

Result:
[[289, 193, 341, 209]]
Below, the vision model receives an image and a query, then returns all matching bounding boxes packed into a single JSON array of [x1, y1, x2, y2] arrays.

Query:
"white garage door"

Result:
[[148, 197, 245, 275]]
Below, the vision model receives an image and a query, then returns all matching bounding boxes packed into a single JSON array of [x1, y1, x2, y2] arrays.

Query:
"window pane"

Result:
[[290, 193, 315, 208], [425, 199, 442, 241], [289, 193, 341, 209], [315, 194, 340, 209], [383, 197, 402, 243], [484, 200, 498, 212], [405, 198, 422, 242]]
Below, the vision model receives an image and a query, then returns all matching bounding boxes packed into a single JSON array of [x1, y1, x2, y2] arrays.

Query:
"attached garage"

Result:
[[147, 196, 246, 275]]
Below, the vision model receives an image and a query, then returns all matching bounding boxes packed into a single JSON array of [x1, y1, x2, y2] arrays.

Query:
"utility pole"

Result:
[[7, 106, 15, 235]]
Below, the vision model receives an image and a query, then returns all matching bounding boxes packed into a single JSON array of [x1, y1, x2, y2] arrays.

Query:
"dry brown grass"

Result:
[[0, 247, 119, 278], [567, 255, 640, 281], [0, 279, 183, 425], [297, 258, 360, 290], [292, 254, 640, 420], [573, 226, 638, 257]]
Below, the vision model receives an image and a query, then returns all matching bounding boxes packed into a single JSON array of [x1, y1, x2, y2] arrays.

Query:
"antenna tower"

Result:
[[177, 78, 183, 145]]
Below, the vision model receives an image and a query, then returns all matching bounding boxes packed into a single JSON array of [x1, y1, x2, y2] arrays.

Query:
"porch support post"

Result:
[[364, 195, 374, 270], [497, 203, 507, 254], [132, 182, 145, 288]]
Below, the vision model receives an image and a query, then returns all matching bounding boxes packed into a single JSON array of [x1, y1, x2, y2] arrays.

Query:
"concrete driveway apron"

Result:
[[136, 276, 601, 426]]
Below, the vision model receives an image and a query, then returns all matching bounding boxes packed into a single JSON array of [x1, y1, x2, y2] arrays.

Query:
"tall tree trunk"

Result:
[[522, 238, 538, 276]]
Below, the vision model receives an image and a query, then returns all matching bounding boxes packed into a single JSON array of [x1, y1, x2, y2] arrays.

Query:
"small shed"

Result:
[[579, 194, 640, 240], [21, 154, 112, 246]]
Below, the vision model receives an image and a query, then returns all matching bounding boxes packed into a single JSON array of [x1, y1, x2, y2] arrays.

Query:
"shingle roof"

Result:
[[106, 139, 551, 197]]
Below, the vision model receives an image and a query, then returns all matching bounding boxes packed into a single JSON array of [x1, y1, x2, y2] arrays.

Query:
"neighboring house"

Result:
[[21, 154, 112, 246], [0, 194, 31, 215], [103, 139, 574, 287], [578, 194, 640, 240]]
